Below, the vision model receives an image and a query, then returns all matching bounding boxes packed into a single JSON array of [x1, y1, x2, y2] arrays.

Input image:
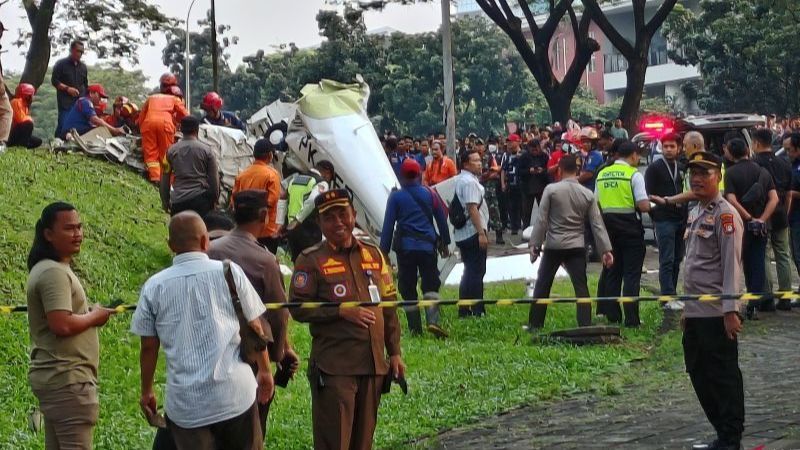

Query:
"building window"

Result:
[[589, 54, 596, 73]]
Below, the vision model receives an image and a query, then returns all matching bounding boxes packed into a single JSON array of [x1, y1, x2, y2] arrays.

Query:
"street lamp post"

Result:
[[186, 0, 198, 111]]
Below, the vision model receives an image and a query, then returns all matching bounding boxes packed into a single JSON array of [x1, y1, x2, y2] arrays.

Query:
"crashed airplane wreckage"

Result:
[[64, 77, 485, 281]]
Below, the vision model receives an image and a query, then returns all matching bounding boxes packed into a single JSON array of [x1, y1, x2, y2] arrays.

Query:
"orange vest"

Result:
[[139, 94, 188, 128]]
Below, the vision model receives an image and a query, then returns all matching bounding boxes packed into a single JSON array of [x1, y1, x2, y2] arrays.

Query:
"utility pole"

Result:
[[441, 0, 457, 159], [210, 0, 219, 92]]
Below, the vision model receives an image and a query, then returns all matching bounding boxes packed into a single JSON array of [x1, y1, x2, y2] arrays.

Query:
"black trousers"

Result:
[[683, 317, 745, 445], [287, 221, 322, 262], [506, 188, 522, 232], [258, 237, 281, 255], [521, 192, 542, 229], [171, 191, 214, 219], [457, 233, 487, 317], [597, 234, 645, 327], [528, 248, 592, 329], [497, 187, 509, 229], [8, 121, 42, 149], [397, 249, 441, 333]]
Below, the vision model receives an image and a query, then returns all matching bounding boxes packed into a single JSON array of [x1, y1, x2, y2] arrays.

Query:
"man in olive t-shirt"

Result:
[[26, 203, 114, 449]]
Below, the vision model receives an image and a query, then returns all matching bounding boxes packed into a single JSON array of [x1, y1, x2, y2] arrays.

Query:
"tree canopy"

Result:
[[663, 0, 800, 115]]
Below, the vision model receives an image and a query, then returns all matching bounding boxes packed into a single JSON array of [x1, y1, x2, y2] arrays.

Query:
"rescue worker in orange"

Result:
[[290, 189, 405, 450], [231, 138, 282, 254], [108, 96, 139, 132], [137, 73, 189, 183], [9, 83, 42, 149]]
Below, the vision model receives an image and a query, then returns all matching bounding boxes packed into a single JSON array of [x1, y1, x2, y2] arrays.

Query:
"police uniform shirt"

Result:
[[683, 194, 743, 318], [289, 240, 401, 376]]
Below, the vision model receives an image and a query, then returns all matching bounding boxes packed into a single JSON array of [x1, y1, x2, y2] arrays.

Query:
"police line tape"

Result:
[[1, 292, 798, 315]]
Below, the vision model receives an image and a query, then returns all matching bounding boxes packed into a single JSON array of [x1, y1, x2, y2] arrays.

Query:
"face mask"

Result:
[[488, 145, 498, 153]]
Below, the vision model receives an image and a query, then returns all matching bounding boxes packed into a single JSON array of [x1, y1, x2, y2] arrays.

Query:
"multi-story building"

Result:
[[455, 0, 701, 113]]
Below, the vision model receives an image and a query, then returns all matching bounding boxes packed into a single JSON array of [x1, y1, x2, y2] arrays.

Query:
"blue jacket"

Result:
[[388, 151, 427, 178], [380, 182, 451, 254], [204, 111, 246, 131]]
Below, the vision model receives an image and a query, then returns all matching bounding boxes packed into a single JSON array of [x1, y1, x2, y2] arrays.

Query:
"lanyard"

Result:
[[662, 158, 679, 191]]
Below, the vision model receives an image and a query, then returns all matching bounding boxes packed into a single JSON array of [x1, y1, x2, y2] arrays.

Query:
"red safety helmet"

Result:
[[201, 92, 223, 111], [15, 83, 35, 98], [167, 85, 184, 98], [159, 73, 178, 87]]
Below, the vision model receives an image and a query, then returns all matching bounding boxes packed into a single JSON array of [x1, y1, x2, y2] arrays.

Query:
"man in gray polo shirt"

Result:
[[132, 211, 273, 449]]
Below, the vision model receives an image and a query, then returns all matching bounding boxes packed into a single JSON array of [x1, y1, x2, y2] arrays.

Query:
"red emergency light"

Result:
[[639, 116, 675, 139]]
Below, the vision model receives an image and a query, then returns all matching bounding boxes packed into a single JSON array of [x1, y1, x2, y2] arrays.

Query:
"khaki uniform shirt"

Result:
[[530, 178, 612, 253], [683, 194, 744, 318], [289, 239, 401, 376], [26, 260, 99, 390], [208, 229, 288, 361]]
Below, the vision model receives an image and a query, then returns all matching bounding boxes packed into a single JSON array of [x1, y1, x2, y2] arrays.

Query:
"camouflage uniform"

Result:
[[481, 153, 504, 243]]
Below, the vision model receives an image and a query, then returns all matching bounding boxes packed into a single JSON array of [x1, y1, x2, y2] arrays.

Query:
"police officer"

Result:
[[279, 161, 335, 261], [682, 152, 745, 450], [595, 140, 651, 327], [289, 189, 405, 450]]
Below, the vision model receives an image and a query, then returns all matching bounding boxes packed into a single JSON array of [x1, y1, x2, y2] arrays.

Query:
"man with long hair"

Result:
[[26, 202, 116, 449]]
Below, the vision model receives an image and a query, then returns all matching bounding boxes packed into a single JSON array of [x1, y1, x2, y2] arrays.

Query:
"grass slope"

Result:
[[0, 149, 675, 449]]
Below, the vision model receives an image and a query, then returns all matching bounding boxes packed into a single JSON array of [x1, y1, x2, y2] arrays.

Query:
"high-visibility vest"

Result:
[[287, 174, 317, 221], [596, 163, 637, 214]]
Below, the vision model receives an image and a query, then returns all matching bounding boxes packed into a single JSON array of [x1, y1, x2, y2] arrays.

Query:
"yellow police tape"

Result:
[[1, 292, 798, 315]]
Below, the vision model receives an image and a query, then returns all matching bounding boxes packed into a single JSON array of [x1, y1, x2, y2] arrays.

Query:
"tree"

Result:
[[663, 0, 800, 115], [162, 11, 237, 112], [470, 0, 600, 123], [580, 0, 678, 129], [12, 0, 175, 89]]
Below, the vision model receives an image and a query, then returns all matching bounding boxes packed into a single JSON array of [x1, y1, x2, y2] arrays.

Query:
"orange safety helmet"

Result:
[[15, 83, 36, 98], [167, 85, 184, 98], [201, 91, 223, 111], [120, 103, 139, 119]]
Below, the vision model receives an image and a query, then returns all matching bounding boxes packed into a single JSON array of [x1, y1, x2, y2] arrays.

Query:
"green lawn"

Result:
[[0, 149, 674, 449]]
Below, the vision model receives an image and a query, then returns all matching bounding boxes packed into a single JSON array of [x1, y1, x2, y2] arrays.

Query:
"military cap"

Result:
[[686, 151, 722, 171], [315, 189, 352, 214]]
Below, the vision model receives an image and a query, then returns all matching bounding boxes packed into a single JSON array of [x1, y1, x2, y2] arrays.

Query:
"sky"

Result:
[[0, 0, 445, 82]]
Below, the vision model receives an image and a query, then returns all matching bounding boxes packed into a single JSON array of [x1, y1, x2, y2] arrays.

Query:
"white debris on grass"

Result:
[[444, 253, 567, 286]]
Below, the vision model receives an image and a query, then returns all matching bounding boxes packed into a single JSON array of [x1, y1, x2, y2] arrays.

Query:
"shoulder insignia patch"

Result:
[[292, 271, 309, 289], [720, 213, 735, 235]]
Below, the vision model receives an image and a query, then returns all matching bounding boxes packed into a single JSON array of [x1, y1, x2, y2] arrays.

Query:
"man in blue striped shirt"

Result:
[[132, 211, 273, 449]]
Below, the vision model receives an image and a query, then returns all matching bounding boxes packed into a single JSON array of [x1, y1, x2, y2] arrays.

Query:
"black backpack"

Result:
[[755, 153, 792, 207], [449, 193, 468, 229]]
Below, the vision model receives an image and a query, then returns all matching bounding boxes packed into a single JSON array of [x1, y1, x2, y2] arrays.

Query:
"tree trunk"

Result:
[[20, 0, 57, 89], [543, 90, 572, 125], [620, 57, 648, 132]]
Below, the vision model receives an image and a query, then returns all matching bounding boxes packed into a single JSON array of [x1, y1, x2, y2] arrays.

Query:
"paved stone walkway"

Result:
[[414, 311, 800, 450]]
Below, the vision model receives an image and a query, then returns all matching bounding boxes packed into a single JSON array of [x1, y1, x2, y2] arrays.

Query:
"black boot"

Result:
[[495, 229, 505, 245]]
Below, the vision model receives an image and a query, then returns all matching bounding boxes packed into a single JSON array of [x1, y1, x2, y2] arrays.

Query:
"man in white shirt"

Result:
[[132, 211, 273, 450], [454, 149, 489, 317]]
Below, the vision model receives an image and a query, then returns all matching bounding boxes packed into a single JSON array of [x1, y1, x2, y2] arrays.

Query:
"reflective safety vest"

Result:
[[287, 174, 317, 221], [596, 163, 637, 214]]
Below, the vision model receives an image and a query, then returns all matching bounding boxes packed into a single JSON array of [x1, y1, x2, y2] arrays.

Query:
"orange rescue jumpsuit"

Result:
[[137, 94, 188, 182]]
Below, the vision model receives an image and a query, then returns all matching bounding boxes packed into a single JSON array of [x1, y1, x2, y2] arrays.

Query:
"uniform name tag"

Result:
[[368, 285, 381, 303]]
